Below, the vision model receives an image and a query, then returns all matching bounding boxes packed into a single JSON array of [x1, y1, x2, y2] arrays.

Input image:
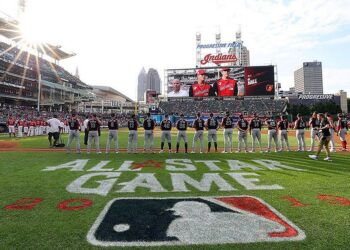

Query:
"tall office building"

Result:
[[335, 90, 348, 113], [294, 61, 323, 94], [147, 68, 161, 94], [228, 30, 250, 66], [137, 67, 147, 102]]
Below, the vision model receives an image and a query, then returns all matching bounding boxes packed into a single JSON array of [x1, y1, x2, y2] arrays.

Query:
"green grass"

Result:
[[0, 129, 349, 249]]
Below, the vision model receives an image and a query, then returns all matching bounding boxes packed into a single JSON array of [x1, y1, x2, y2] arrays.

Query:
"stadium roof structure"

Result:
[[91, 85, 135, 103], [0, 16, 75, 60]]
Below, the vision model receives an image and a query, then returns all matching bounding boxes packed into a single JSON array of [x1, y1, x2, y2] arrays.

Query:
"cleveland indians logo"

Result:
[[87, 196, 305, 246]]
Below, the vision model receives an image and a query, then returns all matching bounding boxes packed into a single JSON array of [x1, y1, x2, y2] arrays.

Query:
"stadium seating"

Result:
[[0, 42, 86, 88], [159, 99, 287, 116]]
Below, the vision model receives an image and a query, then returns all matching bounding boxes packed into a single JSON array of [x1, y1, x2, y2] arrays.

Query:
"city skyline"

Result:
[[0, 0, 349, 101]]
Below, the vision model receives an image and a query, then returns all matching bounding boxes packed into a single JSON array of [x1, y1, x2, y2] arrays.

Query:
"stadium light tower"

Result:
[[36, 73, 41, 111], [196, 32, 201, 67], [236, 26, 242, 66], [215, 32, 221, 55], [17, 0, 26, 21]]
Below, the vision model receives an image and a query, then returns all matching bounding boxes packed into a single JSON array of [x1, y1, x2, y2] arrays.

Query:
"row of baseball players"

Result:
[[65, 111, 348, 154]]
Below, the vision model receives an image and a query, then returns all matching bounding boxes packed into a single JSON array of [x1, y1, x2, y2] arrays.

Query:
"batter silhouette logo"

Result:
[[87, 196, 305, 246]]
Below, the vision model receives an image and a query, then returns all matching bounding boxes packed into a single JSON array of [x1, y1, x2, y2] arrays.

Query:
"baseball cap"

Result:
[[220, 67, 231, 72], [180, 113, 184, 117], [197, 69, 206, 75], [225, 111, 230, 116]]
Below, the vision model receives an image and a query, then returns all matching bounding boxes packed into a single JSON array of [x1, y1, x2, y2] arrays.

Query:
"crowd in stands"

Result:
[[0, 104, 132, 137], [0, 41, 87, 90], [159, 99, 288, 116]]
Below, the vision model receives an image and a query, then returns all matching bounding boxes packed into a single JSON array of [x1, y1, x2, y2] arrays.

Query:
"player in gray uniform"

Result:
[[159, 114, 172, 153], [336, 113, 348, 151], [106, 113, 119, 153], [325, 113, 336, 152], [277, 115, 290, 152], [221, 111, 234, 153], [205, 113, 219, 153], [249, 113, 262, 152], [266, 116, 279, 152], [308, 111, 320, 152], [236, 114, 249, 153], [191, 112, 205, 153], [294, 113, 306, 151], [143, 113, 155, 153], [66, 113, 81, 153], [176, 113, 188, 153], [87, 114, 101, 154], [127, 114, 138, 154]]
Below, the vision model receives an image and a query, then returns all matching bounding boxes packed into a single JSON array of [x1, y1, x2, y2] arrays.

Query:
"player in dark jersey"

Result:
[[143, 113, 156, 153], [221, 111, 234, 153], [309, 113, 331, 161], [236, 114, 249, 153], [66, 113, 81, 153], [206, 113, 219, 152], [176, 113, 188, 153], [294, 113, 306, 151], [106, 113, 119, 153], [191, 112, 205, 153], [87, 113, 101, 154], [277, 115, 290, 152], [266, 116, 279, 152], [127, 114, 138, 154], [160, 114, 172, 153], [249, 113, 262, 152]]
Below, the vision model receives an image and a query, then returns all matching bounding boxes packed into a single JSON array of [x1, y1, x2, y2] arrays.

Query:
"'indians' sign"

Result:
[[200, 54, 238, 65]]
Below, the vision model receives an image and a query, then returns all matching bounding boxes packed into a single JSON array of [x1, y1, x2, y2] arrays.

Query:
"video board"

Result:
[[165, 66, 275, 98]]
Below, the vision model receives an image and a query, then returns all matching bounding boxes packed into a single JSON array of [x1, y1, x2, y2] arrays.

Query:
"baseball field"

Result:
[[0, 128, 349, 249]]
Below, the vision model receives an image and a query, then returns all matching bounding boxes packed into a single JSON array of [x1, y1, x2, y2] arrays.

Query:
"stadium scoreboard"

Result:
[[165, 65, 275, 98]]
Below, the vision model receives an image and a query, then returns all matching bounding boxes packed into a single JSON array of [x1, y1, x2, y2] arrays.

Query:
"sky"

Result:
[[1, 0, 350, 101]]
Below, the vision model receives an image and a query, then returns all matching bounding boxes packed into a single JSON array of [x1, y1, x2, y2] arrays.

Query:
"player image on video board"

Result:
[[166, 65, 274, 98]]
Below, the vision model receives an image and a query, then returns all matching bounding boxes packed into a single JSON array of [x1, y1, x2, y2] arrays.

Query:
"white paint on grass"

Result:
[[252, 160, 306, 171], [66, 172, 120, 196], [171, 173, 236, 192], [227, 160, 262, 171], [227, 173, 284, 190], [165, 159, 197, 171], [117, 173, 167, 193], [42, 159, 89, 171]]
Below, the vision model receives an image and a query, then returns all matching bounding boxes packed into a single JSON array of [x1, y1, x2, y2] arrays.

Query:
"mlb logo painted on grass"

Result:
[[87, 196, 305, 246]]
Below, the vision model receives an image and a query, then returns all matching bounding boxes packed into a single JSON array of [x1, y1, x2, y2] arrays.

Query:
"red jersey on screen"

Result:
[[191, 83, 211, 97], [215, 78, 236, 96]]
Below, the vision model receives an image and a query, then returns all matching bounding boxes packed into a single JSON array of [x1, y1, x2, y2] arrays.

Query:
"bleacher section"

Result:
[[159, 98, 287, 116]]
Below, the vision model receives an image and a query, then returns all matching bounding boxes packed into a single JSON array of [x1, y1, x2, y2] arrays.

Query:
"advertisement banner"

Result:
[[166, 66, 275, 98]]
